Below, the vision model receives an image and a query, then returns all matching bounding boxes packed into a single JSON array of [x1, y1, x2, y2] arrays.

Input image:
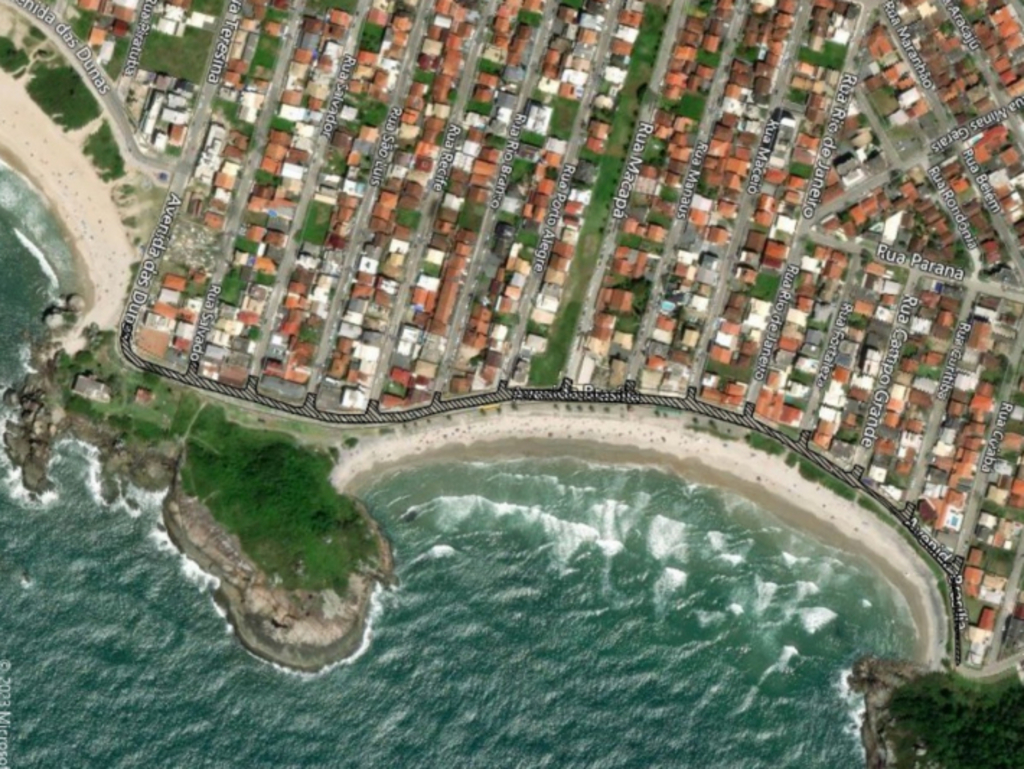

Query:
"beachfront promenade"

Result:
[[117, 320, 969, 667]]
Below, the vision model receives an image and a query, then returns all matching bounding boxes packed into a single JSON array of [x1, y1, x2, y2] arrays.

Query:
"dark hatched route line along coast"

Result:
[[118, 307, 968, 666]]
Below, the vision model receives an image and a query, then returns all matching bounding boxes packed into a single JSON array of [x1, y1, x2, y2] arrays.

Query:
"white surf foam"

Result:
[[653, 567, 688, 615], [54, 438, 106, 507], [754, 576, 778, 615], [718, 553, 744, 566], [706, 530, 726, 551], [255, 582, 387, 679], [837, 667, 866, 749], [180, 555, 220, 591], [147, 523, 177, 554], [647, 514, 687, 562], [14, 227, 59, 288], [696, 609, 726, 628], [733, 685, 759, 715], [760, 645, 800, 681], [800, 606, 838, 634], [861, 599, 872, 608], [596, 539, 624, 557], [409, 543, 457, 567], [146, 517, 220, 591], [591, 498, 632, 547], [17, 343, 37, 375], [659, 567, 688, 592], [536, 513, 602, 564], [426, 544, 456, 559], [781, 551, 808, 567], [795, 580, 820, 601], [434, 494, 614, 565], [727, 602, 744, 616], [0, 436, 59, 508]]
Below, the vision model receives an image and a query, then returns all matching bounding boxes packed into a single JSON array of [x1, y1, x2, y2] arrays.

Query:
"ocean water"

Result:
[[0, 164, 916, 767]]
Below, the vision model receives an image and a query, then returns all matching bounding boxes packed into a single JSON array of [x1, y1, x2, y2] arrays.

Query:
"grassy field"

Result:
[[56, 332, 203, 446], [251, 33, 281, 72], [82, 121, 125, 181], [395, 207, 422, 230], [308, 0, 357, 11], [181, 407, 378, 593], [359, 22, 386, 54], [302, 201, 334, 245], [140, 28, 214, 84], [751, 272, 781, 301], [191, 0, 225, 13], [26, 65, 101, 130], [104, 37, 129, 78], [550, 96, 580, 141], [798, 42, 848, 71], [528, 3, 667, 386]]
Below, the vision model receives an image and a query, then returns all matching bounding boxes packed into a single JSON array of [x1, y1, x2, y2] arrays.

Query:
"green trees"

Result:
[[889, 673, 1024, 769], [26, 65, 100, 130], [182, 407, 376, 593]]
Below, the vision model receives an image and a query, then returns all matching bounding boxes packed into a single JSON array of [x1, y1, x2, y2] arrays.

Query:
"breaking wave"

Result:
[[800, 607, 838, 634], [14, 227, 58, 289], [647, 514, 687, 562]]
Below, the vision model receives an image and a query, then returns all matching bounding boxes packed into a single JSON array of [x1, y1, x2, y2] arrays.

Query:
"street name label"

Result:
[[207, 0, 243, 85], [490, 113, 529, 210], [431, 124, 463, 192], [936, 321, 972, 401], [876, 243, 965, 281], [802, 73, 858, 220], [189, 284, 222, 368], [860, 295, 920, 449], [882, 0, 934, 90], [962, 147, 1002, 215], [938, 0, 981, 51], [369, 106, 402, 187], [122, 0, 157, 78], [675, 140, 708, 221], [746, 112, 782, 195], [980, 401, 1015, 473], [122, 193, 184, 338], [930, 94, 1024, 153], [532, 163, 576, 273], [815, 300, 852, 390], [612, 121, 654, 219], [753, 264, 800, 382], [14, 0, 111, 94], [320, 54, 357, 139], [928, 164, 978, 250]]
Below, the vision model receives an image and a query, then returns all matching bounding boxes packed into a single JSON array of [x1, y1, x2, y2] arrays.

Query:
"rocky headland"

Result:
[[848, 656, 926, 768], [164, 477, 394, 672], [3, 331, 394, 673], [3, 336, 176, 496]]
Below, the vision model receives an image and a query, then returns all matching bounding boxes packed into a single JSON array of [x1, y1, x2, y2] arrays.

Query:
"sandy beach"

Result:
[[333, 403, 950, 669], [0, 66, 137, 352]]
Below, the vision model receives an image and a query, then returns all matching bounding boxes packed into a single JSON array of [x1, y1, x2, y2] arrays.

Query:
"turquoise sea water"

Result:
[[0, 163, 916, 767]]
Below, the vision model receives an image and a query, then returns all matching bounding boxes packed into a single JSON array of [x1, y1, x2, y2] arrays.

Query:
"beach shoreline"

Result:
[[0, 60, 137, 352], [333, 404, 949, 669]]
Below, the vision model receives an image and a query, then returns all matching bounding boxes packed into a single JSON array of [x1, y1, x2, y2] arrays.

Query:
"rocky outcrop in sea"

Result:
[[3, 337, 394, 672], [164, 478, 394, 672], [848, 656, 926, 768]]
